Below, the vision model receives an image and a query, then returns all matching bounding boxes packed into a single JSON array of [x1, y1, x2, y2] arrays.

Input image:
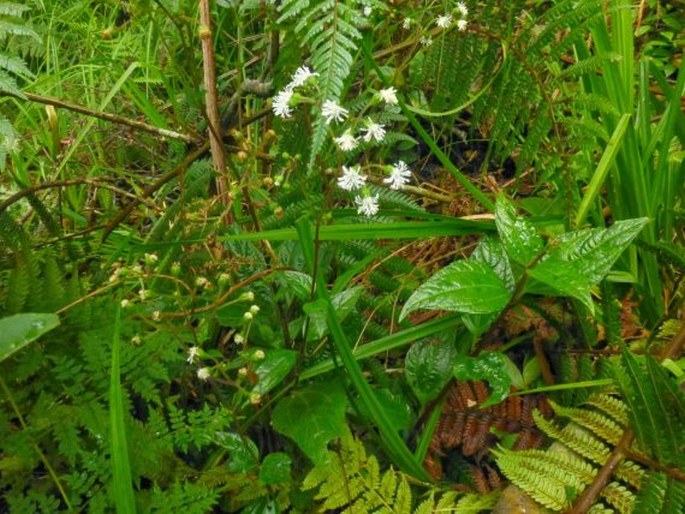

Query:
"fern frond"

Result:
[[550, 401, 623, 445]]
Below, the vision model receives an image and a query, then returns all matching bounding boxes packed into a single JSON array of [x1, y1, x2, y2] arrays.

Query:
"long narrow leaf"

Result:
[[110, 304, 137, 513]]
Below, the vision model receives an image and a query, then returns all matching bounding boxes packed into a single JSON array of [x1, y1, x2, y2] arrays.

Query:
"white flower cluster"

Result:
[[436, 2, 469, 32], [271, 65, 319, 119]]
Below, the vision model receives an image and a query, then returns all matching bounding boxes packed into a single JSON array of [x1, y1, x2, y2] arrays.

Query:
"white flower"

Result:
[[254, 349, 266, 360], [379, 87, 398, 105], [249, 304, 260, 315], [152, 310, 161, 321], [334, 130, 359, 151], [420, 36, 433, 47], [384, 161, 412, 190], [402, 17, 411, 29], [363, 6, 372, 16], [457, 2, 469, 17], [234, 333, 245, 344], [120, 299, 130, 308], [250, 392, 261, 405], [457, 19, 468, 31], [321, 100, 348, 124], [272, 89, 293, 118], [337, 165, 367, 191], [355, 194, 380, 216], [436, 14, 453, 29], [243, 311, 253, 321], [187, 346, 200, 364], [197, 367, 211, 381], [288, 65, 318, 89], [195, 276, 211, 288], [361, 119, 386, 142]]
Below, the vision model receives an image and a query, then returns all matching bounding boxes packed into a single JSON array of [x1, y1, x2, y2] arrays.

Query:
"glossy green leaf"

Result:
[[400, 260, 510, 321], [215, 432, 259, 472], [471, 235, 515, 292], [405, 340, 457, 405], [527, 218, 648, 311], [453, 353, 512, 408], [259, 453, 292, 485], [495, 195, 545, 266], [252, 349, 297, 395], [272, 381, 347, 465], [0, 313, 60, 363], [535, 218, 649, 286], [277, 271, 312, 300]]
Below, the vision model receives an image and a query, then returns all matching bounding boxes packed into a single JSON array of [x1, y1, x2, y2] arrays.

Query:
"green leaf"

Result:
[[272, 381, 347, 465], [259, 453, 292, 485], [215, 432, 259, 472], [537, 218, 649, 285], [526, 218, 648, 310], [405, 340, 457, 405], [471, 235, 515, 292], [453, 353, 512, 408], [400, 260, 510, 320], [304, 287, 363, 340], [252, 349, 297, 395], [495, 195, 545, 266], [0, 313, 60, 363]]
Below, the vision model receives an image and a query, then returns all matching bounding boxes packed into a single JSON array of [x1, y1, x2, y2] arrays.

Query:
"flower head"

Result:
[[457, 19, 468, 31], [355, 194, 380, 217], [378, 87, 398, 105], [197, 367, 211, 381], [363, 6, 372, 16], [321, 100, 348, 124], [436, 14, 453, 29], [272, 89, 293, 119], [420, 36, 433, 47], [187, 346, 200, 364], [384, 161, 412, 190], [334, 130, 359, 151], [457, 2, 469, 17], [361, 119, 386, 143], [402, 17, 411, 30], [337, 165, 367, 191], [288, 65, 318, 89]]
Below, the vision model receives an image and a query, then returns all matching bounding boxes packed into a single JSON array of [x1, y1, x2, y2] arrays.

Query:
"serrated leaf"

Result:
[[304, 287, 363, 339], [526, 218, 648, 311], [272, 381, 347, 464], [0, 313, 60, 362], [495, 195, 545, 266], [252, 349, 297, 395], [259, 452, 291, 485], [453, 353, 512, 408], [405, 340, 457, 405], [400, 260, 510, 320]]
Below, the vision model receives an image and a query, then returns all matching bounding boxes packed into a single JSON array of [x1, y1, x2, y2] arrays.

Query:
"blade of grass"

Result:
[[574, 113, 630, 227], [222, 219, 494, 242], [296, 217, 430, 480], [110, 303, 137, 514], [300, 314, 461, 380]]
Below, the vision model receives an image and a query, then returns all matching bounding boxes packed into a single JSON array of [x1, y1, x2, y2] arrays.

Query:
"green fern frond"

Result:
[[601, 481, 634, 514], [549, 401, 623, 445], [533, 410, 610, 464], [278, 0, 363, 169]]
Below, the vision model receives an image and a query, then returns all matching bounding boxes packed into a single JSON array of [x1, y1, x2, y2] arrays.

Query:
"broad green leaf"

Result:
[[259, 453, 292, 485], [453, 353, 512, 408], [215, 432, 259, 472], [277, 270, 312, 300], [405, 340, 457, 405], [495, 195, 545, 266], [536, 218, 649, 286], [527, 218, 648, 311], [471, 235, 515, 292], [252, 349, 297, 395], [400, 260, 510, 320], [0, 313, 60, 363], [526, 260, 595, 312], [272, 381, 347, 465], [356, 389, 414, 432]]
